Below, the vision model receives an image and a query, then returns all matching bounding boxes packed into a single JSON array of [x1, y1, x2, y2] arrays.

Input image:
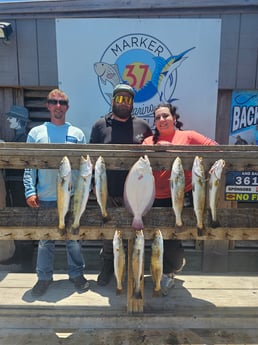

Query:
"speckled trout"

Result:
[[71, 155, 92, 234], [170, 157, 185, 232], [57, 156, 72, 235], [95, 156, 109, 222], [113, 230, 126, 295], [208, 159, 225, 227], [150, 229, 163, 297], [132, 229, 144, 299], [192, 156, 206, 235], [124, 155, 155, 229]]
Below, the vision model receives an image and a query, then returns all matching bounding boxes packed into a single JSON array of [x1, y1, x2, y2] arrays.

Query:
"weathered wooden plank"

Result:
[[237, 13, 258, 89], [127, 238, 145, 313], [219, 15, 240, 90], [1, 226, 258, 241], [0, 22, 18, 87], [0, 0, 257, 17], [0, 207, 257, 240], [0, 207, 257, 227], [16, 19, 39, 86], [1, 272, 258, 335], [37, 19, 58, 86], [216, 90, 232, 144], [2, 329, 258, 345], [0, 143, 258, 170], [202, 240, 229, 272]]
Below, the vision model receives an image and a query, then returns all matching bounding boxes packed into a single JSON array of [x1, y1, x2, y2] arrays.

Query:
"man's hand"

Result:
[[26, 195, 39, 208]]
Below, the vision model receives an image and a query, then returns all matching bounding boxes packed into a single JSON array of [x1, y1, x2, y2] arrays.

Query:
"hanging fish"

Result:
[[208, 159, 225, 227], [170, 157, 185, 232], [57, 156, 72, 235], [132, 230, 145, 299], [113, 230, 126, 295], [150, 229, 164, 297], [95, 156, 110, 222], [192, 156, 206, 236], [71, 155, 92, 235], [124, 155, 155, 229]]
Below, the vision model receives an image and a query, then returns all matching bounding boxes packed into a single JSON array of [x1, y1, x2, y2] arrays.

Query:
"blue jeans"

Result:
[[36, 201, 85, 280]]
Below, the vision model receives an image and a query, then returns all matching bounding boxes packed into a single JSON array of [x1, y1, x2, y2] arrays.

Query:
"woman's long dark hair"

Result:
[[153, 103, 183, 144]]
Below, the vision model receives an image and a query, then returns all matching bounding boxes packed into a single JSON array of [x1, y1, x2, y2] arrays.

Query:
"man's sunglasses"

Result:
[[114, 95, 133, 105], [47, 99, 68, 106]]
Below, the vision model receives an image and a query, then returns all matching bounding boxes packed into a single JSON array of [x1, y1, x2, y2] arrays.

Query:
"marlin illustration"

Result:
[[135, 46, 195, 103], [152, 47, 195, 103]]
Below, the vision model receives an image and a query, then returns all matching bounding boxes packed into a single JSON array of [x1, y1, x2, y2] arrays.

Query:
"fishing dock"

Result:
[[0, 143, 257, 344], [0, 272, 258, 344]]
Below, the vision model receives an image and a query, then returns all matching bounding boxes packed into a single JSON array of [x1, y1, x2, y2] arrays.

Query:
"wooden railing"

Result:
[[0, 142, 257, 312]]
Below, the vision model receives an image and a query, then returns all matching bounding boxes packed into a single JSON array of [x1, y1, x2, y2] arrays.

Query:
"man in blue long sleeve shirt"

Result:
[[23, 88, 89, 297]]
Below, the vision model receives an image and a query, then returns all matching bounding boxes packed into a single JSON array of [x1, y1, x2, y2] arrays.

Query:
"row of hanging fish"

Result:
[[170, 156, 225, 234], [170, 156, 225, 235], [57, 154, 225, 235], [56, 155, 108, 235], [113, 228, 164, 298], [192, 156, 225, 235], [123, 154, 225, 233]]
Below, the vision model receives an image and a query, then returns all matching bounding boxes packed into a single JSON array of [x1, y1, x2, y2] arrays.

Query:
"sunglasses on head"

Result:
[[47, 99, 68, 106], [114, 95, 133, 105]]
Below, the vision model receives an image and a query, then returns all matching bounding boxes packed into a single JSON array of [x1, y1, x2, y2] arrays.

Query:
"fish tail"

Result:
[[116, 288, 124, 295], [57, 226, 66, 236], [175, 223, 186, 233], [102, 213, 111, 223], [152, 289, 162, 298], [132, 217, 144, 230], [209, 209, 220, 228], [71, 225, 80, 235], [211, 220, 220, 228], [133, 289, 142, 300], [197, 227, 206, 237]]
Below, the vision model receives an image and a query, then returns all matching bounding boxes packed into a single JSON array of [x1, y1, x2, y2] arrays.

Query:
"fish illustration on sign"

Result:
[[94, 62, 121, 87]]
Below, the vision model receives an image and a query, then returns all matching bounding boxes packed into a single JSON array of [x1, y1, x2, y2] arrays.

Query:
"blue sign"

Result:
[[225, 171, 258, 202]]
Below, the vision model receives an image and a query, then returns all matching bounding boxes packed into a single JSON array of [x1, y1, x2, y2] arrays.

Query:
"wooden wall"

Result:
[[0, 1, 258, 144]]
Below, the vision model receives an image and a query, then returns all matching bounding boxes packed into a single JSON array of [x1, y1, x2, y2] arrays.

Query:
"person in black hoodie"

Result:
[[89, 83, 152, 286]]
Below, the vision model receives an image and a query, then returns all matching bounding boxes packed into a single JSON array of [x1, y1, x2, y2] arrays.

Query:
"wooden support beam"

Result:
[[1, 226, 258, 240], [127, 239, 145, 313], [0, 207, 257, 240], [0, 143, 258, 170]]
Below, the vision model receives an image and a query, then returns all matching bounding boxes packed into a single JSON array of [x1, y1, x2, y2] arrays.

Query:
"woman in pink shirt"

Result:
[[143, 103, 217, 295]]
